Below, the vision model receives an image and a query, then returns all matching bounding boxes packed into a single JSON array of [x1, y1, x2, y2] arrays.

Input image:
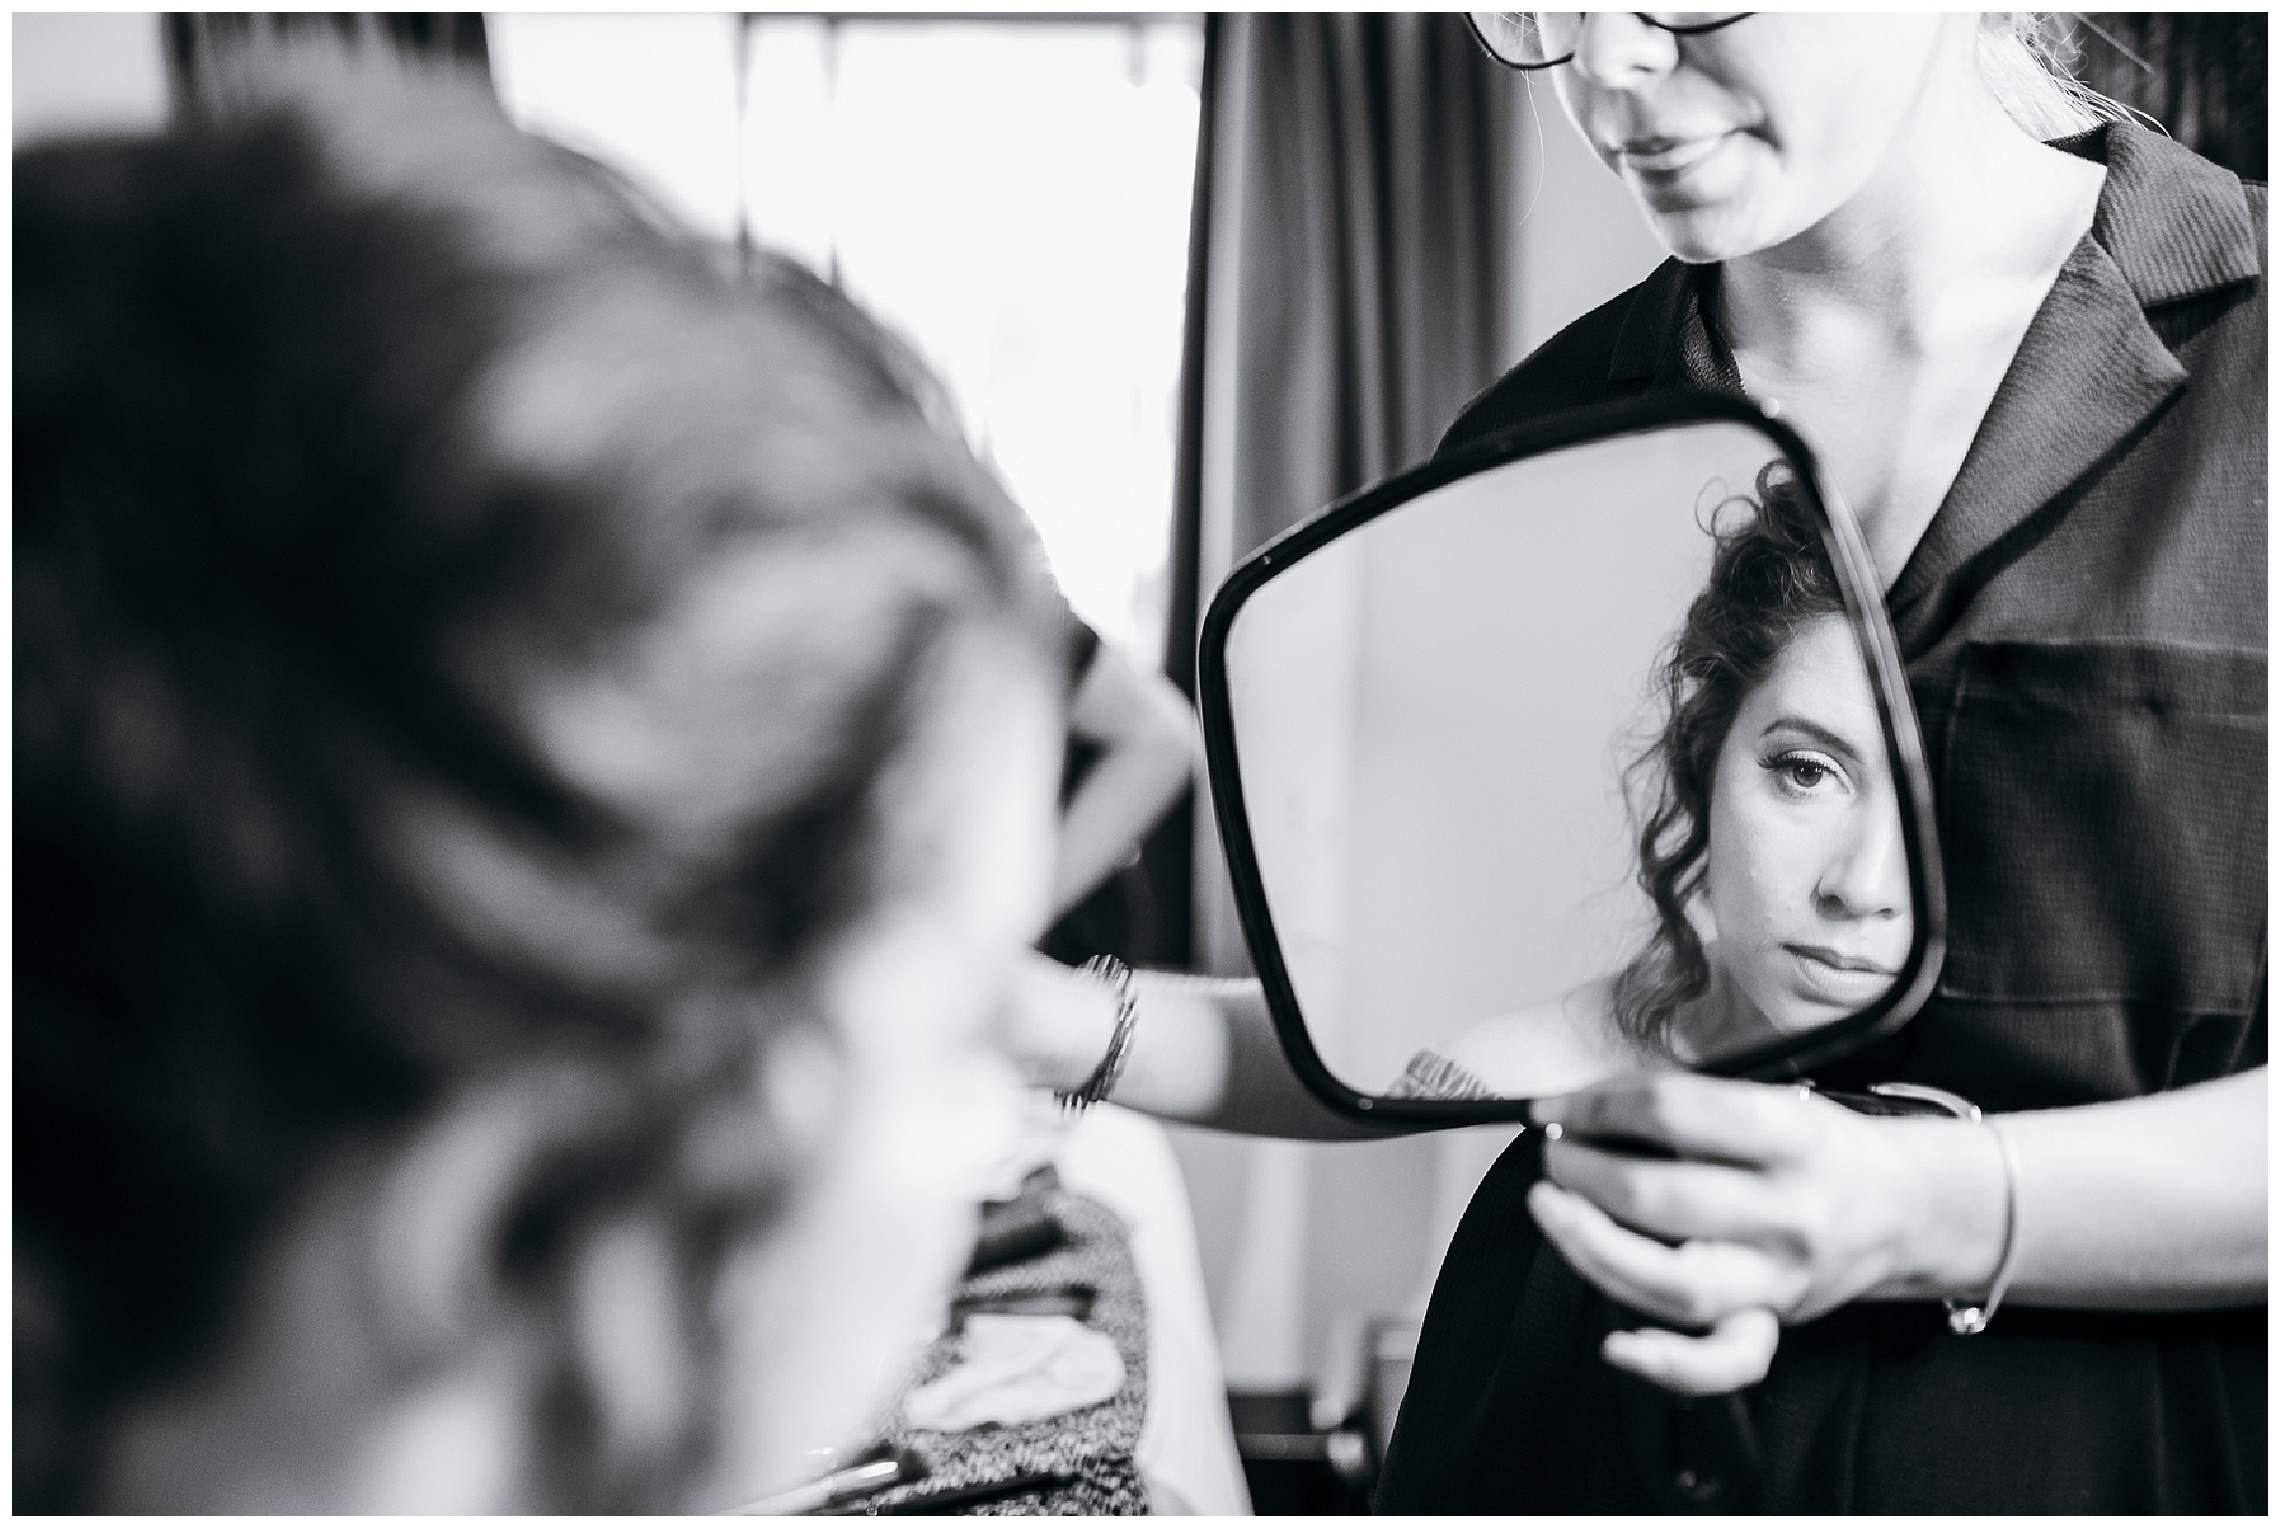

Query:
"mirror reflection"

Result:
[[1223, 422, 1909, 1101]]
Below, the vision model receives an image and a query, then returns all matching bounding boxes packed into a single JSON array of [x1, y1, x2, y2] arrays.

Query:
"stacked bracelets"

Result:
[[1056, 955, 1139, 1112]]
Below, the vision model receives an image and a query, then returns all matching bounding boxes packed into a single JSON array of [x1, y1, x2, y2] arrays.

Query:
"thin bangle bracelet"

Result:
[[1057, 955, 1138, 1112], [1864, 1083, 2023, 1335], [1945, 1115, 2022, 1336]]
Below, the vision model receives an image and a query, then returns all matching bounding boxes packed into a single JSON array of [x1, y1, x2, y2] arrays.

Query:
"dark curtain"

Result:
[[2073, 13, 2267, 183], [1200, 12, 1520, 567], [162, 13, 493, 117], [1145, 12, 1525, 970]]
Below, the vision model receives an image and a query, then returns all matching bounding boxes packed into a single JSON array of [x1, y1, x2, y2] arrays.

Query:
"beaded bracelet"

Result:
[[1057, 954, 1139, 1112]]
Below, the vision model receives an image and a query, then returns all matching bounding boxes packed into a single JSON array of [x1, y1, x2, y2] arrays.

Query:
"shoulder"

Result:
[[1434, 272, 1664, 460], [2137, 161, 2265, 391], [2092, 121, 2265, 305], [1439, 977, 1634, 1096]]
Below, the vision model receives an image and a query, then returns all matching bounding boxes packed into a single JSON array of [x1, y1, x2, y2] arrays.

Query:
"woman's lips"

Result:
[[1617, 131, 1731, 176], [1785, 943, 1900, 980]]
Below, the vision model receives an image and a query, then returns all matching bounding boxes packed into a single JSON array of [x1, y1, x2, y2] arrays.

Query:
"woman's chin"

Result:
[[1760, 967, 1900, 1035], [1637, 180, 1836, 269], [1759, 998, 1856, 1037], [1629, 149, 1768, 260], [1644, 202, 1775, 266]]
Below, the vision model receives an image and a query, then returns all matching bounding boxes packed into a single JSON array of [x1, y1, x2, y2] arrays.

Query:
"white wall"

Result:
[[1502, 72, 1670, 360]]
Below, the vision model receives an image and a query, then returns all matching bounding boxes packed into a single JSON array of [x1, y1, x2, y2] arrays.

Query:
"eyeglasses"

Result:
[[1465, 13, 1751, 71]]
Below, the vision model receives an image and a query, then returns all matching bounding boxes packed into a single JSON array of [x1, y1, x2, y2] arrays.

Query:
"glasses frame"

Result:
[[1465, 11, 1752, 71]]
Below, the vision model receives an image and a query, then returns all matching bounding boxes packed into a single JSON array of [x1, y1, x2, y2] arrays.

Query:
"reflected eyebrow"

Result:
[[1758, 715, 1868, 764]]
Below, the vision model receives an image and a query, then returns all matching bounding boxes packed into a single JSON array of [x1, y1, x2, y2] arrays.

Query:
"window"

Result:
[[488, 14, 1205, 662]]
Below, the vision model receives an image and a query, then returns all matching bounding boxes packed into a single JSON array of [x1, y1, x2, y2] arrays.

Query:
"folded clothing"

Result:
[[903, 1314, 1126, 1433]]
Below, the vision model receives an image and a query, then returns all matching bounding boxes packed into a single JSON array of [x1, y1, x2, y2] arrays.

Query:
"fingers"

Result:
[[1543, 1136, 1804, 1252], [1528, 1181, 1804, 1328], [1533, 1072, 1824, 1167], [1602, 1307, 1781, 1398], [1530, 1167, 1786, 1396]]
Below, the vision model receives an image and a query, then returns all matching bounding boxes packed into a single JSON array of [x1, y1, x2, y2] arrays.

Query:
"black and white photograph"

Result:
[[14, 9, 2267, 1515]]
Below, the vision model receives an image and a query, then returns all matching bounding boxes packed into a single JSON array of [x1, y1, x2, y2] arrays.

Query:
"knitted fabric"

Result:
[[862, 1186, 1149, 1515]]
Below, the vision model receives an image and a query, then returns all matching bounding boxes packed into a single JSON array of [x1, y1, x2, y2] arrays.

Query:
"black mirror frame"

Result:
[[1196, 393, 1948, 1128]]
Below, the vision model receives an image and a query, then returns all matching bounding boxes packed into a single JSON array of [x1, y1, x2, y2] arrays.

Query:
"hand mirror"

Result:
[[1197, 395, 1946, 1125]]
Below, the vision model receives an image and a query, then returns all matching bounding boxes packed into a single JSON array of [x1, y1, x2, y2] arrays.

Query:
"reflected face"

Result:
[[1705, 613, 1910, 1033], [1548, 14, 1956, 262]]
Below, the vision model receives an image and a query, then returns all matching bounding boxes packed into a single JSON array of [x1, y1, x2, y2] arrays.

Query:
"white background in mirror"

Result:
[[1225, 423, 1792, 1097]]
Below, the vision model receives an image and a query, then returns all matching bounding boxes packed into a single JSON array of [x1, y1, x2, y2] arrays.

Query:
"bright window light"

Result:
[[487, 14, 1204, 664], [488, 14, 744, 239]]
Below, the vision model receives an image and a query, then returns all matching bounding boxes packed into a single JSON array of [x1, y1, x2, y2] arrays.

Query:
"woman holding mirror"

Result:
[[1387, 14, 2265, 1515], [1015, 12, 2265, 1513]]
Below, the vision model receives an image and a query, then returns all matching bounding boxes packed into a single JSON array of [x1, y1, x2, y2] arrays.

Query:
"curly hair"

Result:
[[1607, 462, 1849, 1058], [14, 61, 1065, 1510]]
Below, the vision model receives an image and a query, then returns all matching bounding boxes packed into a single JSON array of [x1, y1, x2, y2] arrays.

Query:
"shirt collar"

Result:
[[1607, 256, 1719, 391], [2085, 118, 2262, 307]]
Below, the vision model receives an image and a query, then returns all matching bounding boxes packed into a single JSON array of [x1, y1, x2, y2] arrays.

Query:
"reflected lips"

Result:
[[1786, 943, 1898, 981]]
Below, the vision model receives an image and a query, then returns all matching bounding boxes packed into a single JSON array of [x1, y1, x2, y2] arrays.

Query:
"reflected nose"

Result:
[[1571, 13, 1682, 90], [1813, 799, 1907, 923]]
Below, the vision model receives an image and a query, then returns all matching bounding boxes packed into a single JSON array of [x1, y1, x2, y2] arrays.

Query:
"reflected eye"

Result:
[[1767, 750, 1844, 797]]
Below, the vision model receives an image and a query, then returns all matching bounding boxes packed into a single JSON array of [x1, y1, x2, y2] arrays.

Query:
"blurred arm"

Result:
[[1051, 642, 1202, 921]]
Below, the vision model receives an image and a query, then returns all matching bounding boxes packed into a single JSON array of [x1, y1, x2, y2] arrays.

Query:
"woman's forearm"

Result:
[[2003, 1066, 2266, 1306], [1005, 955, 1387, 1140], [1886, 1067, 2267, 1310]]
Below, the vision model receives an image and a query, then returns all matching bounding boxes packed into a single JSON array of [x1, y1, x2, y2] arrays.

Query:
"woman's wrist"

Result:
[[1875, 1116, 2012, 1302], [1055, 956, 1139, 1109], [1004, 954, 1122, 1095]]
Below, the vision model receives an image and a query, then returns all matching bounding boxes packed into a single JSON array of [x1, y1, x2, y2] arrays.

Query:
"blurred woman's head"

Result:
[[1612, 463, 1908, 1059], [1512, 12, 2114, 263], [16, 60, 1065, 1512]]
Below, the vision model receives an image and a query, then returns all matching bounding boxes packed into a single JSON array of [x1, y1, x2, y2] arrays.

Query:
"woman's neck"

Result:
[[1721, 87, 2103, 367], [1713, 70, 2107, 582]]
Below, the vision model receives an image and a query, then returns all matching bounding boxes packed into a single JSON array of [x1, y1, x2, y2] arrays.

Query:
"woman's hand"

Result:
[[1527, 1071, 2007, 1396]]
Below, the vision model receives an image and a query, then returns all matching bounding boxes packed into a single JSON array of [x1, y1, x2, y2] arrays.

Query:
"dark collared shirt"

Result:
[[1388, 122, 2266, 1513]]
